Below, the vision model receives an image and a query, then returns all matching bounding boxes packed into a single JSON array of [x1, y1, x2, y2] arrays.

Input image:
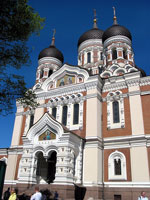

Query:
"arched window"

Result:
[[62, 105, 68, 126], [40, 69, 44, 78], [29, 114, 34, 128], [108, 151, 127, 180], [52, 107, 57, 119], [112, 49, 117, 60], [87, 52, 91, 63], [114, 158, 121, 175], [113, 101, 120, 123], [107, 91, 125, 129], [73, 103, 79, 125], [48, 69, 53, 77]]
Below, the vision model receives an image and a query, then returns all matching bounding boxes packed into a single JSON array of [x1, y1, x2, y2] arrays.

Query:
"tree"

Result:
[[0, 0, 45, 115]]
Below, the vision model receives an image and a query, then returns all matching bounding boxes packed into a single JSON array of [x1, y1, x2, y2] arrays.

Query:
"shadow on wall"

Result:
[[75, 184, 86, 200]]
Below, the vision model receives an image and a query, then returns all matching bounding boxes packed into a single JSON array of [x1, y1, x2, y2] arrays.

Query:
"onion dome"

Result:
[[38, 30, 64, 63], [102, 7, 132, 43], [78, 11, 104, 47]]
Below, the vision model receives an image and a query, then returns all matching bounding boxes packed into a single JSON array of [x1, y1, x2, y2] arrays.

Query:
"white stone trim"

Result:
[[108, 150, 127, 180], [40, 64, 89, 92], [104, 134, 150, 149], [107, 91, 125, 129], [104, 35, 131, 48], [38, 57, 62, 67], [104, 181, 150, 188], [78, 39, 102, 53]]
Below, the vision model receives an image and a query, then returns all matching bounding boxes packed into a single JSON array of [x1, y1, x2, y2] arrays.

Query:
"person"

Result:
[[30, 186, 42, 200], [8, 188, 17, 200], [138, 191, 148, 200], [54, 191, 58, 200], [3, 188, 10, 200]]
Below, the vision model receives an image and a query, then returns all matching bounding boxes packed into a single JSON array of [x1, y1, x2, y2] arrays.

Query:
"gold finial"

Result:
[[93, 9, 98, 28], [112, 6, 117, 24], [51, 29, 56, 46]]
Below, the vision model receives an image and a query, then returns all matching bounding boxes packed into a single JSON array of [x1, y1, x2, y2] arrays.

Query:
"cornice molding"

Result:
[[104, 35, 131, 48], [38, 57, 62, 67], [140, 76, 150, 86], [78, 39, 102, 53], [104, 134, 150, 149], [102, 72, 141, 92]]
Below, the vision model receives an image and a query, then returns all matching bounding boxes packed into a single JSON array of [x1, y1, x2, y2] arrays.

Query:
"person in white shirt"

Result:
[[30, 186, 42, 200], [138, 191, 148, 200]]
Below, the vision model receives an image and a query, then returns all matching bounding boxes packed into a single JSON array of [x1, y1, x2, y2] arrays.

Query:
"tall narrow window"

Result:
[[40, 69, 44, 78], [113, 101, 120, 123], [114, 158, 121, 175], [29, 114, 34, 128], [112, 49, 117, 60], [62, 106, 68, 126], [123, 49, 127, 59], [52, 107, 57, 119], [48, 69, 53, 77], [100, 52, 103, 60], [73, 104, 79, 125], [87, 52, 91, 63]]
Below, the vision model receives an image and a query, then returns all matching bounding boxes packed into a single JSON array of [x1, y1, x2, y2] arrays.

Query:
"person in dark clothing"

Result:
[[54, 191, 58, 200], [3, 188, 10, 200]]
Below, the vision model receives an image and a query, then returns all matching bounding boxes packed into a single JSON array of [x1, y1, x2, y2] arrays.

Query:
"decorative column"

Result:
[[54, 146, 75, 184], [18, 148, 37, 184]]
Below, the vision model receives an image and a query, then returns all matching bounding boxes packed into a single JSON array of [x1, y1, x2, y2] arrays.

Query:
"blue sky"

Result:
[[0, 0, 150, 148]]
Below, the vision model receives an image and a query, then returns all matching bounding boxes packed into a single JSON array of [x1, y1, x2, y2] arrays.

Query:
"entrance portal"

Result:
[[47, 151, 57, 184], [36, 151, 57, 184]]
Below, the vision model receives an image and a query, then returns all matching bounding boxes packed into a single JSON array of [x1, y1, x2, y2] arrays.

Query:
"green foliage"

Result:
[[0, 0, 45, 115]]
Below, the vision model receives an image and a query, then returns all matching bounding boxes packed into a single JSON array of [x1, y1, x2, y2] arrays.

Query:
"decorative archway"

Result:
[[36, 150, 57, 184], [47, 151, 57, 184]]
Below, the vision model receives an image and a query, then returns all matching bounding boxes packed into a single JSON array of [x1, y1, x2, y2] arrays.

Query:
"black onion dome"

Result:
[[38, 45, 64, 63], [102, 24, 132, 43], [78, 28, 104, 47]]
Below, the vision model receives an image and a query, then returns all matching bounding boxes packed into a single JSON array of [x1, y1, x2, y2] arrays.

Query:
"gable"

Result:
[[27, 113, 64, 143], [40, 64, 89, 91]]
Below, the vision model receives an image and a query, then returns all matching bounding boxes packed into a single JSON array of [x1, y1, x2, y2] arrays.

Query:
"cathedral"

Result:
[[0, 9, 150, 200]]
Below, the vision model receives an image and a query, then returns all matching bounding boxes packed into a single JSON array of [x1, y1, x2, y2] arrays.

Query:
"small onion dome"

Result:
[[78, 28, 104, 47], [102, 7, 132, 43], [38, 32, 64, 63], [78, 13, 104, 47], [102, 24, 132, 43], [38, 45, 64, 62]]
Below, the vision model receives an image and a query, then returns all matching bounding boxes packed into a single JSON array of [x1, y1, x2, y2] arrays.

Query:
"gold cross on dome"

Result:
[[93, 9, 97, 18], [113, 6, 116, 17]]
